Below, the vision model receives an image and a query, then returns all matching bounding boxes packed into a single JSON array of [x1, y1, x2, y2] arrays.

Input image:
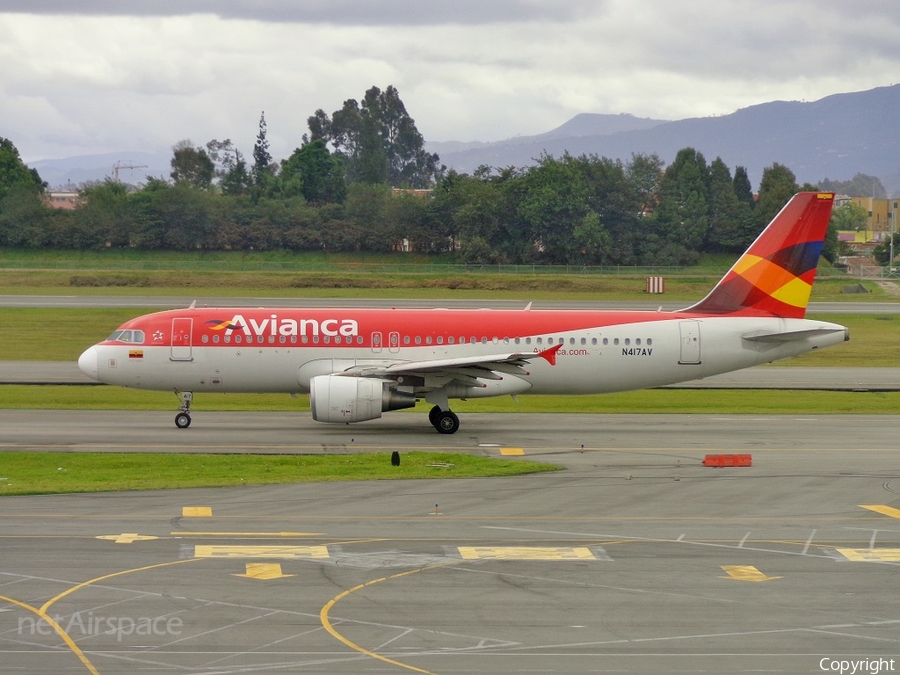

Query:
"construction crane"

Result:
[[112, 161, 148, 182]]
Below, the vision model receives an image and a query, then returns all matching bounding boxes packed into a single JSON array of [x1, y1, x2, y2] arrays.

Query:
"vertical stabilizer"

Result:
[[685, 192, 835, 317]]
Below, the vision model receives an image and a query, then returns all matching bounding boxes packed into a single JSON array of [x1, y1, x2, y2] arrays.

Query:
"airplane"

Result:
[[78, 192, 848, 434]]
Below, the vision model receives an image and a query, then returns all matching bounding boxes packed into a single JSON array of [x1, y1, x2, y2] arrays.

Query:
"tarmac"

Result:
[[1, 411, 899, 674]]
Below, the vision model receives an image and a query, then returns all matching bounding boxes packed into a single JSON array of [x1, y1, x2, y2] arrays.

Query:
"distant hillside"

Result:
[[30, 86, 900, 196], [432, 85, 900, 195], [31, 151, 169, 189]]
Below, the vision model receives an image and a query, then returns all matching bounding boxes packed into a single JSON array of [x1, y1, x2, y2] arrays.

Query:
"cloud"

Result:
[[1, 0, 898, 166], [0, 0, 596, 26]]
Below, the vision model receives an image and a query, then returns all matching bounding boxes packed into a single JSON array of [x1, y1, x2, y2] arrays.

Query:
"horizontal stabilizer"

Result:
[[741, 327, 847, 343]]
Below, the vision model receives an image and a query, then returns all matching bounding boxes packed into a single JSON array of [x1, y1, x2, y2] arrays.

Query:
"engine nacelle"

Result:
[[309, 375, 416, 423]]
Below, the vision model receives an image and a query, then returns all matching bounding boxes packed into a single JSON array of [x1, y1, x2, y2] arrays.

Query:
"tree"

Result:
[[705, 157, 744, 252], [307, 85, 441, 188], [252, 111, 275, 189], [754, 163, 799, 231], [831, 201, 869, 231], [220, 157, 252, 196], [820, 173, 886, 199], [0, 137, 44, 203], [279, 140, 346, 204], [76, 179, 132, 248], [169, 140, 214, 189], [651, 148, 710, 259]]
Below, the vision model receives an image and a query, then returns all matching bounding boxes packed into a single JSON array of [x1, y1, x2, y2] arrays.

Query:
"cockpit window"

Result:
[[106, 330, 145, 344]]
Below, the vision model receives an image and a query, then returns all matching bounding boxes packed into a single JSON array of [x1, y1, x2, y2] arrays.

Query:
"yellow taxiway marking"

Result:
[[499, 447, 525, 456], [194, 545, 330, 559], [458, 546, 596, 560], [0, 558, 202, 675], [96, 533, 159, 544], [836, 548, 900, 562], [232, 562, 294, 580], [182, 506, 212, 517], [321, 564, 454, 675], [720, 565, 782, 582], [860, 505, 900, 519], [171, 531, 322, 537]]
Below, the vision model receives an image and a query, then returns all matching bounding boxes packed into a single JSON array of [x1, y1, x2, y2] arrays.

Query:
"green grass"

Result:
[[0, 451, 559, 496], [0, 269, 891, 304], [0, 385, 896, 415]]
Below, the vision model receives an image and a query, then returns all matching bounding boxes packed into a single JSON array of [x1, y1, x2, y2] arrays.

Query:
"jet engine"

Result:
[[309, 375, 416, 423]]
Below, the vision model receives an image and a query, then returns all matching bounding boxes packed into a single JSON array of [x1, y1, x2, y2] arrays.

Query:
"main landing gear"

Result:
[[429, 405, 460, 434], [174, 391, 193, 429]]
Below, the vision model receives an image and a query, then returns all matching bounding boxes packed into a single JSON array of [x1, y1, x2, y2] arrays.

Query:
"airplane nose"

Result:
[[78, 346, 99, 380]]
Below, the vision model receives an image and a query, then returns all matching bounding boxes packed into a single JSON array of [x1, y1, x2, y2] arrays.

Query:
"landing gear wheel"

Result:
[[428, 405, 441, 427], [175, 412, 192, 429], [433, 410, 460, 435]]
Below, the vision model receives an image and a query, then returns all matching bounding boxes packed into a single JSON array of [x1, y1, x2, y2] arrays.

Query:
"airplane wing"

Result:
[[339, 343, 562, 385]]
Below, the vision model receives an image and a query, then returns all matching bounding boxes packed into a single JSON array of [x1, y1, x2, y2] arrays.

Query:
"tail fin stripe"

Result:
[[685, 192, 834, 318]]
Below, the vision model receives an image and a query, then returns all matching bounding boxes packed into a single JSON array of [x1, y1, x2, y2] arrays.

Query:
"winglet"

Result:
[[538, 343, 564, 366]]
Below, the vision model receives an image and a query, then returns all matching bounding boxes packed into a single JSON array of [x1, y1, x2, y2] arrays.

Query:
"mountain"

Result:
[[31, 151, 169, 189], [430, 85, 900, 195], [30, 86, 900, 195]]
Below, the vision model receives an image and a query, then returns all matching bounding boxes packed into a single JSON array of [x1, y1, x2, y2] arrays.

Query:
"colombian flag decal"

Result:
[[129, 350, 143, 359]]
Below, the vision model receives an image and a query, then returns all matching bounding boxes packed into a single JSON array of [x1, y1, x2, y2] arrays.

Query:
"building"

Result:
[[45, 191, 80, 210]]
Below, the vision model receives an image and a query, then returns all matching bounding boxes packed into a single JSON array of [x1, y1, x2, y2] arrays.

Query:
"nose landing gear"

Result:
[[174, 391, 193, 428]]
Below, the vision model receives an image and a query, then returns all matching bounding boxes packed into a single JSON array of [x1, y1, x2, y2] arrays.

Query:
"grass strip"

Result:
[[1, 385, 897, 414], [0, 451, 560, 497]]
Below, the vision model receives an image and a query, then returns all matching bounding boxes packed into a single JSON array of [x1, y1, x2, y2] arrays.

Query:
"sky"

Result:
[[1, 0, 898, 164]]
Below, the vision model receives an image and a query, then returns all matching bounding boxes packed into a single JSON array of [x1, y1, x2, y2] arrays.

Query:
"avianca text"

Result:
[[212, 314, 359, 338]]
